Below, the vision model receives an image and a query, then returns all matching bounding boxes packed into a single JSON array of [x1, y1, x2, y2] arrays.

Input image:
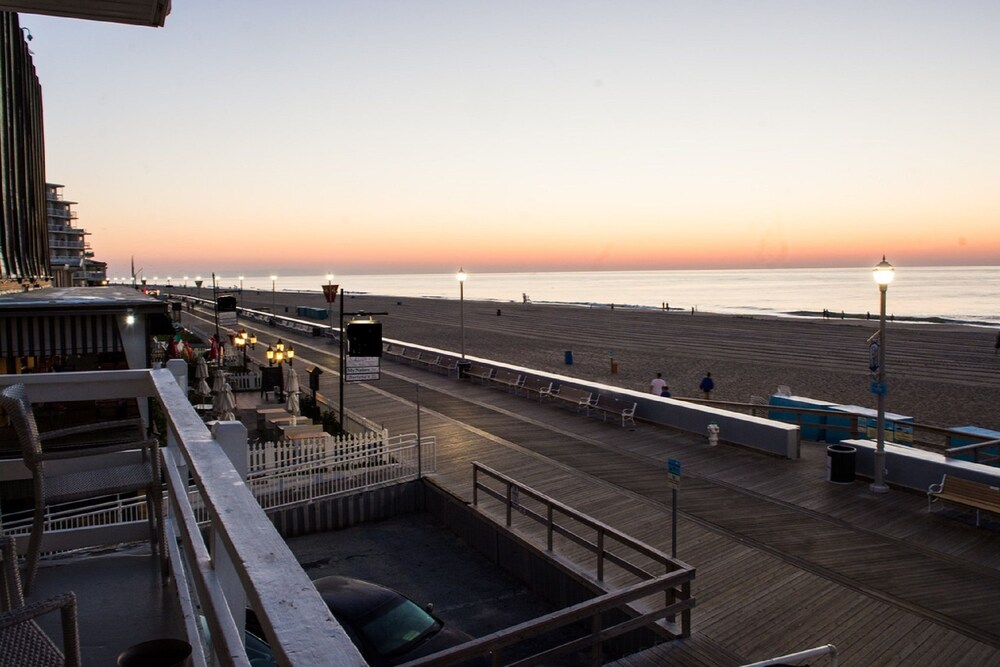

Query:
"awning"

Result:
[[0, 313, 123, 359]]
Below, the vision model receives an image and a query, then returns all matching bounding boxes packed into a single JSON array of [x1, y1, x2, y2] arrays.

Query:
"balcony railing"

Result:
[[0, 362, 367, 666]]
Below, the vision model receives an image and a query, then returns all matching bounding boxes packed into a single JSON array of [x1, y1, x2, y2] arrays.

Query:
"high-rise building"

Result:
[[47, 183, 106, 286], [0, 12, 49, 293]]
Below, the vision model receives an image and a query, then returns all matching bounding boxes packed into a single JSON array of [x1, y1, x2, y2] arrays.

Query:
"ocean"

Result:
[[203, 266, 999, 327]]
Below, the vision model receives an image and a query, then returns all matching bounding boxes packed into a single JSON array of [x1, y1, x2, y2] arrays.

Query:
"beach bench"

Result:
[[464, 363, 494, 384], [591, 395, 638, 427], [401, 347, 423, 364], [927, 474, 1000, 527], [491, 369, 524, 393], [433, 356, 460, 377], [551, 386, 594, 413], [519, 376, 554, 401], [414, 353, 440, 370]]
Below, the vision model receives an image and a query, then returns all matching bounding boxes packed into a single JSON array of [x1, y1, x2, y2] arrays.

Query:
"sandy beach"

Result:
[[232, 289, 1000, 431]]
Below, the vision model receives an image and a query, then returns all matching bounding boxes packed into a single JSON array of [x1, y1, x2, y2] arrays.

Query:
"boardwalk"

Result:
[[201, 308, 1000, 666]]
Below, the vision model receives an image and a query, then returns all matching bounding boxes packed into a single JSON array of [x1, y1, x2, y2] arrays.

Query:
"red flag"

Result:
[[322, 284, 339, 303]]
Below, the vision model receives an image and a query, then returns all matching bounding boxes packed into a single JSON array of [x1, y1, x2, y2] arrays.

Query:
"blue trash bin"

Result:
[[564, 351, 573, 365]]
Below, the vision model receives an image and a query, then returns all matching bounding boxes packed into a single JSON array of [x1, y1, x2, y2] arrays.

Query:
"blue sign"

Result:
[[667, 458, 681, 488], [870, 381, 887, 396]]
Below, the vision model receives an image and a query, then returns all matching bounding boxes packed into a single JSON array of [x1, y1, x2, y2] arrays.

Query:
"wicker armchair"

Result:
[[0, 536, 81, 667], [0, 383, 165, 595]]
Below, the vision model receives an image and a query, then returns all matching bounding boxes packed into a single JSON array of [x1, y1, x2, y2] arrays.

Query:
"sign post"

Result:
[[667, 458, 681, 558]]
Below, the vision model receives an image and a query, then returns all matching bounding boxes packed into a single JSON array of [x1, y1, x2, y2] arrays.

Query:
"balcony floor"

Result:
[[30, 542, 184, 665]]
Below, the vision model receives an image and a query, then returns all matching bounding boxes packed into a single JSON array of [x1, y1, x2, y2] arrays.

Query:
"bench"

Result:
[[550, 386, 593, 413], [519, 376, 554, 401], [464, 363, 494, 384], [401, 348, 423, 364], [927, 474, 1000, 527], [414, 353, 440, 370], [591, 395, 638, 427], [433, 356, 460, 377], [491, 369, 524, 392]]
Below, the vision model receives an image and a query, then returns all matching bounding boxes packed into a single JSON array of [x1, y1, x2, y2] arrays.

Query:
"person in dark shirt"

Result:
[[699, 372, 715, 399]]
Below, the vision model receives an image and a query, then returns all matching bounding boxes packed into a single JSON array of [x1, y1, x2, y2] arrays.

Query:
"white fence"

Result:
[[1, 431, 435, 534]]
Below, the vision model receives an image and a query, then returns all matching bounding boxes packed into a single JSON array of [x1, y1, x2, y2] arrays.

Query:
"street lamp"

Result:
[[456, 268, 467, 359], [270, 274, 278, 313], [233, 329, 256, 368], [239, 275, 244, 307], [871, 256, 895, 494], [265, 338, 293, 367]]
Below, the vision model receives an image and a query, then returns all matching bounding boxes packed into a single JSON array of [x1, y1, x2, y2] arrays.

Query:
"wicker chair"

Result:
[[0, 383, 165, 595], [0, 536, 81, 667]]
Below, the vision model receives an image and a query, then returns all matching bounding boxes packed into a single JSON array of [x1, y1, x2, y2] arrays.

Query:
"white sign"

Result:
[[346, 355, 380, 382], [220, 311, 238, 329]]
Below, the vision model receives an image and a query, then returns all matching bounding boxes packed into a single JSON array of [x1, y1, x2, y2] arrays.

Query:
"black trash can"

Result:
[[118, 638, 192, 667], [827, 444, 856, 484], [564, 350, 574, 365]]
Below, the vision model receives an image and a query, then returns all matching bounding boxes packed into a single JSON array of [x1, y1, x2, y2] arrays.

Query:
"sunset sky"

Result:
[[24, 1, 1000, 278]]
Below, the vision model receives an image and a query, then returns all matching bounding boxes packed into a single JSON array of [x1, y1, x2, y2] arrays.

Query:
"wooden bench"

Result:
[[519, 376, 553, 401], [433, 356, 460, 377], [551, 386, 593, 413], [414, 353, 440, 370], [491, 369, 524, 392], [591, 395, 638, 427], [927, 474, 1000, 527], [401, 348, 423, 364], [464, 363, 494, 384]]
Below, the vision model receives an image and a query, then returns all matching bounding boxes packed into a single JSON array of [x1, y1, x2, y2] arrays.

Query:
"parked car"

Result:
[[246, 575, 487, 666]]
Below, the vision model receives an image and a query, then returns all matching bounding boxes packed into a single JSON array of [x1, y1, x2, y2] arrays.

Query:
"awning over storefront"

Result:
[[0, 286, 168, 364], [0, 313, 122, 359]]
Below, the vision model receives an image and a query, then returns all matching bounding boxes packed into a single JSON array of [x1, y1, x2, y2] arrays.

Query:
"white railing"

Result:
[[4, 432, 435, 534], [248, 433, 433, 511], [0, 365, 365, 667]]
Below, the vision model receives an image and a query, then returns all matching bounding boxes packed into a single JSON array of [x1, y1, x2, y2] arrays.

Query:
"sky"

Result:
[[23, 1, 1000, 279]]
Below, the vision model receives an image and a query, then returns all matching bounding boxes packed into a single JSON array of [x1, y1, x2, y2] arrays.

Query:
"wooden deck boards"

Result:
[[304, 346, 1000, 664]]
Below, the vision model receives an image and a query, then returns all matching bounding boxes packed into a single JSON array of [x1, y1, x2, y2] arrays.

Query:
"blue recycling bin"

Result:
[[564, 351, 573, 365]]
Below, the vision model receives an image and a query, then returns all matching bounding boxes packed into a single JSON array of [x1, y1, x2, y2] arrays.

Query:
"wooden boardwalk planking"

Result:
[[239, 327, 1000, 665]]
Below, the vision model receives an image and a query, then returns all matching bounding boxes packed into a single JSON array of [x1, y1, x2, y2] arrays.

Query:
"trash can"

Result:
[[826, 444, 856, 484], [118, 638, 192, 667], [564, 351, 574, 365]]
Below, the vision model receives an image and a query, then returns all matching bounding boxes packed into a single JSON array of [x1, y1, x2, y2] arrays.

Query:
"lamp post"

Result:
[[233, 329, 257, 369], [238, 276, 244, 307], [456, 268, 467, 359], [270, 274, 277, 314], [871, 256, 895, 494]]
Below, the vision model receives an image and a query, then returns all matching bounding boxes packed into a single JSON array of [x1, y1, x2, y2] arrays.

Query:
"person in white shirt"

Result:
[[650, 372, 667, 396]]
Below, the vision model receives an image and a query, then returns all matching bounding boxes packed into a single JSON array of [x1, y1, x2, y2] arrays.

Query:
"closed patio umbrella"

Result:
[[285, 389, 300, 423], [219, 382, 237, 420], [195, 356, 209, 380], [196, 378, 211, 400], [212, 369, 226, 394], [285, 367, 299, 394]]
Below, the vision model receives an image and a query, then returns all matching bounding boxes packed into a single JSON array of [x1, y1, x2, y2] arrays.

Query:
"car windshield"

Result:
[[359, 598, 440, 657]]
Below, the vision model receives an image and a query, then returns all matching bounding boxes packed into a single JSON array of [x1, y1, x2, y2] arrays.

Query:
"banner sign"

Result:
[[322, 284, 339, 303]]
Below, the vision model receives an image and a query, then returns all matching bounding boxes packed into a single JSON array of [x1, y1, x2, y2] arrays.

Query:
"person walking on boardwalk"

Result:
[[650, 373, 667, 396], [699, 372, 715, 399]]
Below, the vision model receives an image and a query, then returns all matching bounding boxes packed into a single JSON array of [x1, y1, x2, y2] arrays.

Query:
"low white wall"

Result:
[[386, 339, 801, 460], [843, 439, 1000, 491]]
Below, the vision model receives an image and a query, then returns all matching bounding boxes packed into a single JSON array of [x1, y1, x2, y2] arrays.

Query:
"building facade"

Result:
[[47, 183, 106, 286], [0, 12, 50, 293]]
